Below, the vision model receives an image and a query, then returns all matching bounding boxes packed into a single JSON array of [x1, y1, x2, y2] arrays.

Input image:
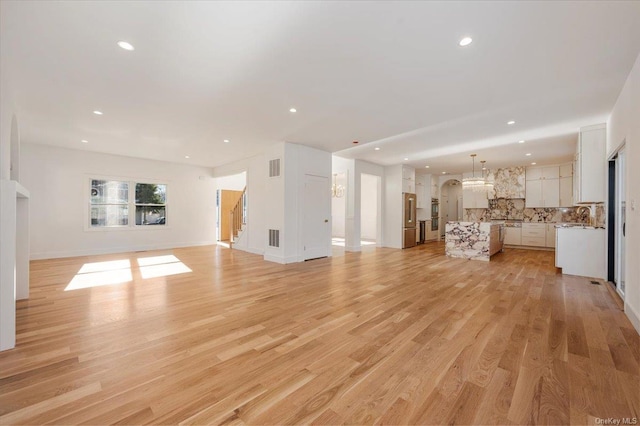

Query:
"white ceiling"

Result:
[[2, 1, 640, 172]]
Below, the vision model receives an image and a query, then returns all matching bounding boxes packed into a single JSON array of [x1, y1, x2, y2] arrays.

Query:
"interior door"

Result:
[[303, 174, 331, 260]]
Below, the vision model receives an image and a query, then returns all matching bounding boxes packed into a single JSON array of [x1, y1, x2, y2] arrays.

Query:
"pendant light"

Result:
[[481, 160, 494, 190], [462, 154, 486, 191], [331, 174, 345, 198]]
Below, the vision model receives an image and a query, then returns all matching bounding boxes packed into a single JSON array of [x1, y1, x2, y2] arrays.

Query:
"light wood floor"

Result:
[[1, 243, 638, 425]]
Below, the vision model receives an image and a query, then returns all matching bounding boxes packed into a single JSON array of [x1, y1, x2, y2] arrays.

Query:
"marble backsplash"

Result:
[[487, 167, 526, 199], [464, 198, 606, 226]]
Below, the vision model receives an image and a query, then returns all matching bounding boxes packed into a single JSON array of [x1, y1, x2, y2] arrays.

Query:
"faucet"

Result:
[[577, 205, 593, 226]]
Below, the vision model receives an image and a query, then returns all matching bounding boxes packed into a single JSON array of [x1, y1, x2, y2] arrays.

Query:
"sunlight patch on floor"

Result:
[[65, 259, 132, 291], [331, 238, 377, 247], [137, 255, 192, 279]]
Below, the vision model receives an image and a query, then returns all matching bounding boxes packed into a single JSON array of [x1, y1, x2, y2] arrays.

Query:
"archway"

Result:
[[440, 179, 462, 237]]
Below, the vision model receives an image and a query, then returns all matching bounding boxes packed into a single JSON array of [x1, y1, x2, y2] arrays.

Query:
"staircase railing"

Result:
[[229, 187, 246, 248]]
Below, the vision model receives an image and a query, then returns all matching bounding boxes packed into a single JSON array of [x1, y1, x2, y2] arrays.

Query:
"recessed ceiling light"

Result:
[[482, 167, 487, 170], [518, 140, 525, 144], [117, 41, 135, 51], [374, 147, 380, 151], [442, 171, 447, 174], [531, 162, 537, 165], [425, 166, 429, 168], [289, 108, 297, 113], [404, 158, 409, 161], [459, 37, 473, 47], [185, 155, 190, 159], [81, 139, 88, 143], [507, 120, 515, 125], [223, 139, 230, 143], [526, 153, 532, 156], [93, 110, 103, 115]]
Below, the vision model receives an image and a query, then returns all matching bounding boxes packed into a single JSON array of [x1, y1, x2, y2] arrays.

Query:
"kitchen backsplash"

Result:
[[487, 167, 526, 199], [464, 198, 606, 226]]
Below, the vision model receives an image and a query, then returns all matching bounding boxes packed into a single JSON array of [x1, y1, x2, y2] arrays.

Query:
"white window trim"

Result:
[[85, 176, 170, 232]]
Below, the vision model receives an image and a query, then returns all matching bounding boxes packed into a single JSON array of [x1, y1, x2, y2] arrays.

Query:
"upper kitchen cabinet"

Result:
[[486, 167, 526, 199], [559, 163, 573, 207], [402, 165, 415, 193], [525, 166, 560, 208], [462, 172, 489, 208], [416, 174, 435, 209], [574, 124, 606, 204], [416, 174, 428, 208]]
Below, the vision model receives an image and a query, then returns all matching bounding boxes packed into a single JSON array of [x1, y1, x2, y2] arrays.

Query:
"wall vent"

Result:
[[268, 229, 280, 247], [268, 158, 281, 178]]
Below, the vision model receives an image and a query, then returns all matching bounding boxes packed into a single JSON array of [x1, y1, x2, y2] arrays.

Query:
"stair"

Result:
[[229, 187, 246, 249]]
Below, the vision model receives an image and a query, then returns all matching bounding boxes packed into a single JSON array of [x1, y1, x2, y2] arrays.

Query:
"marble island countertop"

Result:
[[445, 221, 504, 262]]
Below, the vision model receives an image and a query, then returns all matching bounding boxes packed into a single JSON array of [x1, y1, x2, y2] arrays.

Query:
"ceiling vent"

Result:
[[268, 158, 281, 178]]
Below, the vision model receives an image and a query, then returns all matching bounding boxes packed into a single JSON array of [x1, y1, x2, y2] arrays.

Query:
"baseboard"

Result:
[[263, 254, 299, 264], [345, 245, 362, 252], [30, 241, 217, 260], [263, 254, 286, 264], [232, 245, 264, 256], [624, 301, 640, 334]]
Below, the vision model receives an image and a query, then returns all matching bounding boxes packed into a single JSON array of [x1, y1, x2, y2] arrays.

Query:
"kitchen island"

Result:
[[445, 221, 504, 261]]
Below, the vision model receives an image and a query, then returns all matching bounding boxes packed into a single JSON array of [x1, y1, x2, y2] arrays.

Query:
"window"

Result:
[[90, 180, 129, 227], [135, 183, 166, 226], [89, 179, 167, 228]]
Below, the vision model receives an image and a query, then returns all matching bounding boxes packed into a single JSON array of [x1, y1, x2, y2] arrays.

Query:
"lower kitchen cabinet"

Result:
[[546, 224, 557, 248], [521, 223, 546, 247], [556, 227, 605, 279], [505, 223, 557, 248], [504, 227, 522, 245]]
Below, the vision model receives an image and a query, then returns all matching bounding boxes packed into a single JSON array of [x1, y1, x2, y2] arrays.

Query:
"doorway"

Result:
[[360, 173, 381, 247], [440, 179, 462, 237], [215, 172, 246, 244], [303, 174, 331, 260], [608, 146, 626, 298]]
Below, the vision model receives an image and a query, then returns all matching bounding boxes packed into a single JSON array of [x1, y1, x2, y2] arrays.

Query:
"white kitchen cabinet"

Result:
[[559, 176, 573, 207], [402, 165, 415, 180], [526, 166, 560, 207], [521, 223, 546, 247], [402, 165, 415, 194], [504, 227, 522, 245], [462, 172, 489, 208], [402, 179, 414, 193], [556, 227, 605, 279], [416, 175, 427, 209], [559, 162, 573, 207], [574, 124, 606, 204], [559, 163, 573, 178], [546, 224, 556, 248], [431, 176, 439, 200]]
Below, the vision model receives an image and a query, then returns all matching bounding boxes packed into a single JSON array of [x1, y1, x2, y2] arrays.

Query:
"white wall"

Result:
[[332, 156, 357, 249], [214, 143, 331, 264], [215, 172, 246, 191], [356, 160, 385, 246], [360, 173, 378, 241], [0, 27, 25, 350], [607, 52, 640, 332], [331, 172, 346, 238], [384, 164, 403, 249], [21, 144, 217, 259]]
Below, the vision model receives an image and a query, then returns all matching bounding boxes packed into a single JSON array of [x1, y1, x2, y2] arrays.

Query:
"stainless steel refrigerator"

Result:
[[403, 192, 417, 248]]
